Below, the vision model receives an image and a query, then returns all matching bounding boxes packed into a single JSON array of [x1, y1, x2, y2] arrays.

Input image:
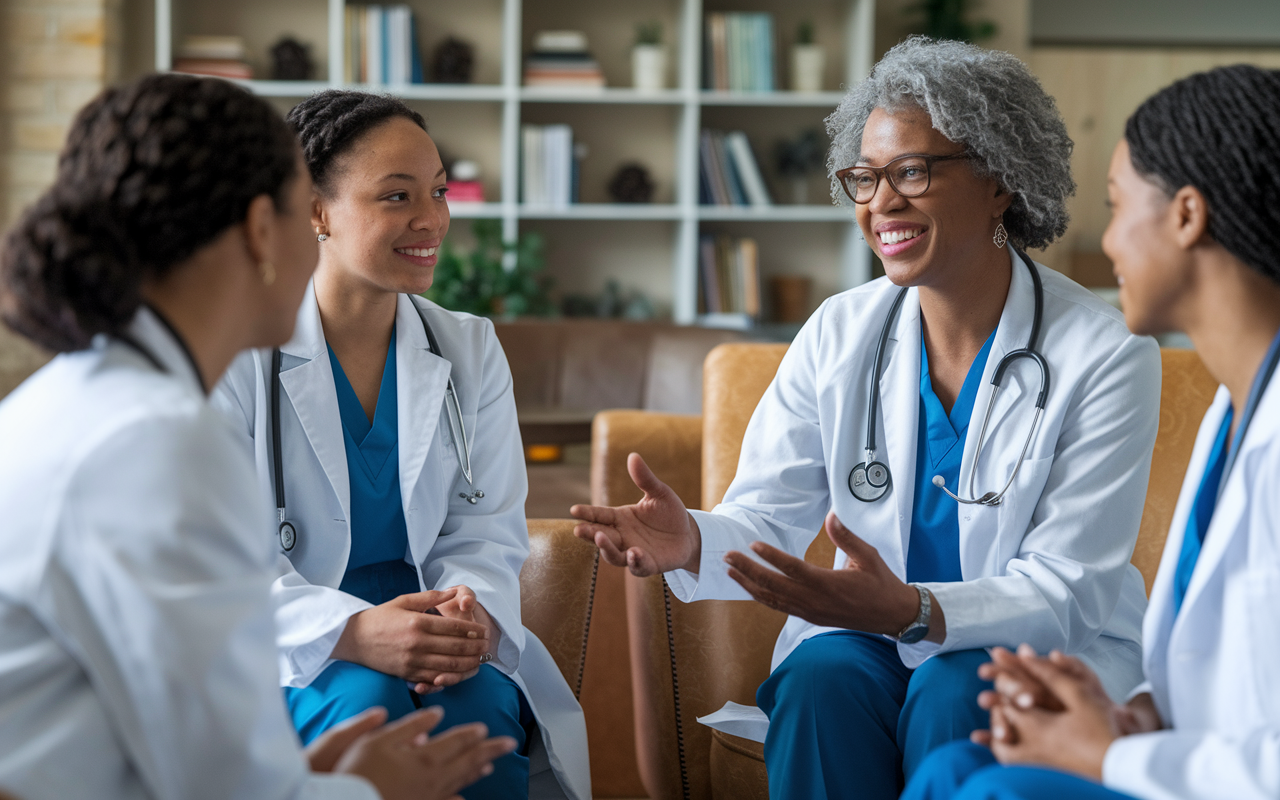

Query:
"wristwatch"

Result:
[[894, 584, 932, 645]]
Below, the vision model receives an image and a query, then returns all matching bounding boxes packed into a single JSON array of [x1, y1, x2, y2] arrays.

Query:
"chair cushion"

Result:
[[709, 729, 768, 800]]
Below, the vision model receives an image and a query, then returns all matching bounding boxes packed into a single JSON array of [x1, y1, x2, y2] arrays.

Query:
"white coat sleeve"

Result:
[[422, 321, 529, 672], [666, 301, 831, 602], [905, 333, 1161, 663], [50, 412, 378, 800], [212, 352, 374, 688], [1103, 729, 1280, 800]]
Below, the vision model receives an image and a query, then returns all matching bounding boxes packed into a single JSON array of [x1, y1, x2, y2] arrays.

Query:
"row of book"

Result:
[[704, 13, 776, 92], [521, 125, 581, 206], [699, 130, 773, 207], [524, 30, 605, 88], [699, 235, 761, 317], [343, 5, 425, 84], [173, 35, 252, 80]]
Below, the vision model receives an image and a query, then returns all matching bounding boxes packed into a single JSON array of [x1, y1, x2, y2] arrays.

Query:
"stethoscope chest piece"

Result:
[[849, 460, 891, 502], [279, 520, 297, 552]]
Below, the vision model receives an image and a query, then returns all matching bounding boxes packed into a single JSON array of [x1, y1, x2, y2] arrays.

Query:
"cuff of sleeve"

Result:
[[1101, 732, 1156, 793], [665, 510, 755, 603], [280, 607, 369, 689]]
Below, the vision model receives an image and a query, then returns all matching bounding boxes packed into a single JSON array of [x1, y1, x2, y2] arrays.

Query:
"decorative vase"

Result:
[[791, 44, 825, 93], [632, 44, 667, 92]]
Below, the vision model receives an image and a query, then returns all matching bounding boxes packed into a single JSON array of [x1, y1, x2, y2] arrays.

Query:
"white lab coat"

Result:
[[0, 309, 376, 800], [1103, 382, 1280, 799], [667, 251, 1161, 701], [213, 286, 589, 800]]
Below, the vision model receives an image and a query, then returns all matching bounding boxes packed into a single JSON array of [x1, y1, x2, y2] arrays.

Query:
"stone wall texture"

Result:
[[0, 0, 121, 393]]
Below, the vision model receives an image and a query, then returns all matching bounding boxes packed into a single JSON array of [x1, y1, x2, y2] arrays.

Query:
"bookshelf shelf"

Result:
[[519, 203, 684, 221], [519, 87, 688, 105], [698, 90, 850, 107], [698, 204, 851, 222], [154, 0, 877, 324]]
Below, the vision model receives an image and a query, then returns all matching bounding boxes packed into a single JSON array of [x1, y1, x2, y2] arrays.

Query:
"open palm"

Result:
[[570, 452, 701, 576]]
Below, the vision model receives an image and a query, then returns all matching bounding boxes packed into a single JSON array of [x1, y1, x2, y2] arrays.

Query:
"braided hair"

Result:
[[1125, 64, 1280, 283], [286, 90, 427, 194], [0, 73, 299, 352]]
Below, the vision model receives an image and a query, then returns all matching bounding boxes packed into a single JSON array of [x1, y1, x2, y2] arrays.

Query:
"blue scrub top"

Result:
[[906, 328, 997, 584], [328, 333, 419, 605], [1171, 407, 1232, 616]]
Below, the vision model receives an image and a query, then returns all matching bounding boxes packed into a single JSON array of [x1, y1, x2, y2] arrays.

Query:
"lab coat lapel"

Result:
[[1177, 384, 1280, 630], [879, 289, 922, 574], [279, 284, 351, 523], [395, 296, 450, 517]]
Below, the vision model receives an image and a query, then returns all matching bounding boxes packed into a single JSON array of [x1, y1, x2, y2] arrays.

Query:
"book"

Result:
[[725, 131, 772, 206], [344, 4, 422, 84], [521, 124, 578, 205], [173, 58, 252, 79], [700, 129, 772, 207], [704, 12, 775, 92], [524, 30, 605, 88], [697, 235, 762, 318]]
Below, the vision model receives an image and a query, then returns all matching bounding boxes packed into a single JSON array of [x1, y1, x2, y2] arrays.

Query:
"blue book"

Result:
[[715, 132, 747, 205], [410, 11, 423, 82]]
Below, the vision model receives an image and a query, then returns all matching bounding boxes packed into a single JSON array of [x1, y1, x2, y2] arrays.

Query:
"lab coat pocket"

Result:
[[993, 454, 1055, 561], [1242, 569, 1280, 722]]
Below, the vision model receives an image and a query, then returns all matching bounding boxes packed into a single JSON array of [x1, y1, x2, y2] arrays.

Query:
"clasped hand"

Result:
[[571, 453, 923, 638], [333, 585, 496, 695], [973, 644, 1163, 780]]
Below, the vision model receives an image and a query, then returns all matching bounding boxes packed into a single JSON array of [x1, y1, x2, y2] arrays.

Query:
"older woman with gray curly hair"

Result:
[[570, 37, 1160, 799]]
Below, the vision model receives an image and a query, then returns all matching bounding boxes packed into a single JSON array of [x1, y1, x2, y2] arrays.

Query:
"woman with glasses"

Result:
[[570, 37, 1160, 799]]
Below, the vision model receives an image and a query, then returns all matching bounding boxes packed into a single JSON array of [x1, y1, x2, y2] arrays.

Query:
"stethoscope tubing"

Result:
[[270, 299, 483, 550], [856, 249, 1049, 507]]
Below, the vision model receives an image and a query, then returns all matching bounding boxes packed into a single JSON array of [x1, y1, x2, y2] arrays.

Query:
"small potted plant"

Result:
[[791, 20, 824, 93], [632, 21, 666, 93]]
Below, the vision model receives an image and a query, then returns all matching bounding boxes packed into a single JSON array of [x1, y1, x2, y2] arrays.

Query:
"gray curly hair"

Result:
[[827, 37, 1074, 249]]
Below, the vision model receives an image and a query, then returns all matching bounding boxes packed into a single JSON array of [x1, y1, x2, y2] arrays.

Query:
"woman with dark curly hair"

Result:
[[212, 90, 588, 800], [903, 62, 1280, 800], [570, 37, 1160, 799], [0, 73, 515, 800]]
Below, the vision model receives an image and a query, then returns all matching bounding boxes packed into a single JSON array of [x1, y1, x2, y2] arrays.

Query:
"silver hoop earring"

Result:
[[317, 233, 328, 242], [993, 223, 1008, 249]]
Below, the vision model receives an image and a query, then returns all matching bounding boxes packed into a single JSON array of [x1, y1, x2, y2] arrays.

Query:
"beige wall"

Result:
[[1030, 47, 1280, 274], [0, 0, 123, 390]]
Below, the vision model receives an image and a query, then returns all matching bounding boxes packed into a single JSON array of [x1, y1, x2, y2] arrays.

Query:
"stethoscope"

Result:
[[272, 302, 484, 553], [848, 250, 1050, 507]]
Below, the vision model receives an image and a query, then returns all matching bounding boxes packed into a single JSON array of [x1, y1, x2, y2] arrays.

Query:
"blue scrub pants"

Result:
[[902, 741, 1139, 800], [286, 661, 534, 800], [756, 631, 992, 800]]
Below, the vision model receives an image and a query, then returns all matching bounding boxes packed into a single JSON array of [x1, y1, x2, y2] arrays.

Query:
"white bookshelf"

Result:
[[156, 0, 877, 323]]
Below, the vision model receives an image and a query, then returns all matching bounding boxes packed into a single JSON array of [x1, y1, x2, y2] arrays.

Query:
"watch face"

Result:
[[897, 624, 928, 645]]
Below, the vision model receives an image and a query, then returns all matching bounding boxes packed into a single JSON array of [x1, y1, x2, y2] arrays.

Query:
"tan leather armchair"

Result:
[[521, 519, 602, 697], [592, 345, 1218, 800]]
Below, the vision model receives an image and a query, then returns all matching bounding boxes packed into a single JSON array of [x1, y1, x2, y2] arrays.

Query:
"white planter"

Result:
[[632, 45, 667, 92], [791, 44, 825, 93]]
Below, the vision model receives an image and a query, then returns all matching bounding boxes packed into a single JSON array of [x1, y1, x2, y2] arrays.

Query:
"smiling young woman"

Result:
[[569, 37, 1162, 800], [211, 91, 589, 800]]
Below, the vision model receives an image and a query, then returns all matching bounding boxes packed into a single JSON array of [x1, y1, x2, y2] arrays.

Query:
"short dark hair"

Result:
[[0, 73, 299, 352], [1125, 64, 1280, 284], [286, 90, 427, 194]]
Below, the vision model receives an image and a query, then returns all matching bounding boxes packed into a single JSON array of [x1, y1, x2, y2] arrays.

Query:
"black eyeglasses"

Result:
[[836, 152, 972, 204]]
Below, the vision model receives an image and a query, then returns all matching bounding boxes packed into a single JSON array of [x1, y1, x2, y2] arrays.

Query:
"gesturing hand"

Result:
[[332, 588, 490, 691], [723, 511, 929, 638], [570, 453, 702, 577], [327, 706, 518, 800]]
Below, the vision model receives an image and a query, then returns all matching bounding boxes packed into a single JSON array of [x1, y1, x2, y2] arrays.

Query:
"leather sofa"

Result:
[[591, 345, 1218, 800]]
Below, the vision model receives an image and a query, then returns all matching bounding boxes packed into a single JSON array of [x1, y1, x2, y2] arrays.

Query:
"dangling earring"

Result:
[[260, 261, 276, 286], [993, 222, 1008, 249]]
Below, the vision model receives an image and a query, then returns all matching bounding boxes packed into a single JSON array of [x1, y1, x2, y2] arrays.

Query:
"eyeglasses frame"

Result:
[[836, 151, 973, 205]]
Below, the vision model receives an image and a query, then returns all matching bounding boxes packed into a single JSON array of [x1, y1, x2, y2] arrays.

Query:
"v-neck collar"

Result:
[[328, 333, 398, 479], [919, 326, 997, 468]]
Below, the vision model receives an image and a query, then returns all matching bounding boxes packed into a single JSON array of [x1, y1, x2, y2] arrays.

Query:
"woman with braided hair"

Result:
[[903, 63, 1280, 800], [212, 90, 589, 800], [0, 73, 517, 800]]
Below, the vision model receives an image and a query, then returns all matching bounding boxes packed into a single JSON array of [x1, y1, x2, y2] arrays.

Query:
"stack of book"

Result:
[[173, 36, 252, 80], [699, 235, 761, 321], [524, 31, 605, 88], [521, 124, 580, 206], [344, 5, 424, 84], [703, 13, 776, 92], [699, 130, 773, 207]]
